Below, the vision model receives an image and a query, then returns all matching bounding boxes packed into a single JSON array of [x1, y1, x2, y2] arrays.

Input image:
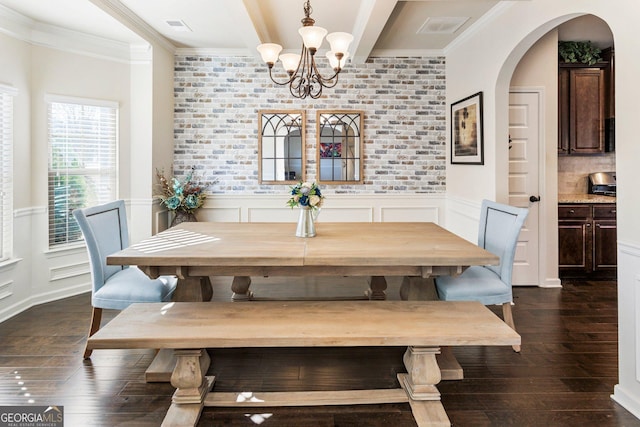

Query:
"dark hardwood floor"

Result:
[[0, 277, 638, 426]]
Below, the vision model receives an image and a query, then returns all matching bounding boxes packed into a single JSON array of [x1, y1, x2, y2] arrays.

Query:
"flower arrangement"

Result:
[[287, 181, 324, 210], [155, 168, 206, 213]]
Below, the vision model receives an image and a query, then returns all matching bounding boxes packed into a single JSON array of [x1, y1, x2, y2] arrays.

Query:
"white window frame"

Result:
[[0, 84, 17, 262], [46, 95, 119, 249]]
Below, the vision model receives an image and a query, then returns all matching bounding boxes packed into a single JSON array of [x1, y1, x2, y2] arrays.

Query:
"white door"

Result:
[[509, 90, 540, 286]]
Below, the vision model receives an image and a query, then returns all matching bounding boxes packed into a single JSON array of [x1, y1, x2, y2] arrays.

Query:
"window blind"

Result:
[[0, 85, 16, 261], [47, 97, 118, 248]]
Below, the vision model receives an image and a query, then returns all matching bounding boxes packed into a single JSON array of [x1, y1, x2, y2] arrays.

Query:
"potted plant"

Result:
[[155, 168, 207, 226], [558, 41, 602, 66]]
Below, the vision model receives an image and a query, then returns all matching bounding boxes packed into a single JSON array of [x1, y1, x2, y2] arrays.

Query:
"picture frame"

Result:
[[451, 91, 484, 165]]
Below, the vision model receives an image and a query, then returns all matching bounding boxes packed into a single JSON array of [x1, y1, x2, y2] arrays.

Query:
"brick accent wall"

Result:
[[174, 55, 446, 195]]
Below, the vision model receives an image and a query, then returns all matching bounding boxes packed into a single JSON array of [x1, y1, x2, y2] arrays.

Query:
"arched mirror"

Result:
[[259, 110, 305, 184], [316, 110, 364, 184]]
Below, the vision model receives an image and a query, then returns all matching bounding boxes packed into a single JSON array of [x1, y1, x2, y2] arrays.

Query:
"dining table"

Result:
[[108, 221, 498, 301], [106, 221, 499, 382]]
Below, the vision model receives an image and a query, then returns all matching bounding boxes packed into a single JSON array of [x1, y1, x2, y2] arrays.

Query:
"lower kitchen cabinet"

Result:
[[559, 203, 617, 279]]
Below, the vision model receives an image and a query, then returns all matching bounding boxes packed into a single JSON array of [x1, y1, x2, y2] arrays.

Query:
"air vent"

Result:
[[165, 20, 192, 32], [417, 17, 469, 34]]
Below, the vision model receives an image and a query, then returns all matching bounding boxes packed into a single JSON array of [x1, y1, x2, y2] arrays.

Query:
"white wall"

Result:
[[128, 42, 176, 244], [0, 32, 135, 322], [0, 33, 32, 318], [445, 0, 640, 418]]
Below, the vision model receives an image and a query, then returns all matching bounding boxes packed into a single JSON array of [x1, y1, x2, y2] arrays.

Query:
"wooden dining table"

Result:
[[106, 221, 499, 384], [108, 221, 498, 303]]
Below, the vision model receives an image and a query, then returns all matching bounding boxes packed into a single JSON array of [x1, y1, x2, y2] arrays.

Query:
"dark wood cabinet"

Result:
[[558, 64, 607, 154], [559, 203, 616, 279], [593, 205, 617, 272], [558, 205, 592, 276]]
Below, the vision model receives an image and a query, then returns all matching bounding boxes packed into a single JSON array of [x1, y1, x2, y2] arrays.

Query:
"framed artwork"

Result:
[[451, 91, 484, 165]]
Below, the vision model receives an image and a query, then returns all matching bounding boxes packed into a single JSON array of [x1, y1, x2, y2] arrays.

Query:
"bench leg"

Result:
[[365, 276, 387, 300], [231, 276, 253, 301], [399, 346, 451, 426], [162, 349, 214, 427], [401, 346, 441, 400]]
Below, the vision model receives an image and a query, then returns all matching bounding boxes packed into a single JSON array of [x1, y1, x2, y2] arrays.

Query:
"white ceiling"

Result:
[[0, 0, 506, 62]]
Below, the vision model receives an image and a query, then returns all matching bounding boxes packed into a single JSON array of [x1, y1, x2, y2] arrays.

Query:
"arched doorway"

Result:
[[506, 15, 614, 287]]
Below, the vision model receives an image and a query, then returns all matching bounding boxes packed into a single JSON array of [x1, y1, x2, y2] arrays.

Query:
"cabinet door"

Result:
[[558, 68, 570, 154], [569, 68, 605, 153], [593, 220, 617, 271], [558, 221, 592, 274]]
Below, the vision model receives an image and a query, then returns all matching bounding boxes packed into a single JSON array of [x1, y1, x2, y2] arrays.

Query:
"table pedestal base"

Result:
[[231, 276, 253, 301], [365, 276, 388, 300], [172, 277, 213, 302], [161, 345, 452, 427]]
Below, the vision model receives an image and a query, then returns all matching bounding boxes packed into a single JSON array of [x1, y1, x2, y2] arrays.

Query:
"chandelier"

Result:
[[256, 0, 353, 99]]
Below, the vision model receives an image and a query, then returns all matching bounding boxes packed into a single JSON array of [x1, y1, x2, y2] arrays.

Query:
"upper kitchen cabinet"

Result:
[[558, 63, 608, 154], [602, 47, 615, 150]]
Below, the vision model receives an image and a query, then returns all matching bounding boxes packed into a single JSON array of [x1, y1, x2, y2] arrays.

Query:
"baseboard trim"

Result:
[[540, 278, 562, 288], [0, 282, 90, 323], [612, 385, 640, 420]]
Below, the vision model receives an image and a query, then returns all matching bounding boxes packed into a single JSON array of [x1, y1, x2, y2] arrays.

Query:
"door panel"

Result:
[[509, 91, 540, 286]]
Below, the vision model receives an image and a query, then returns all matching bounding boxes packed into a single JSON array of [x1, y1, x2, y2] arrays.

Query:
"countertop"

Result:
[[558, 193, 616, 204]]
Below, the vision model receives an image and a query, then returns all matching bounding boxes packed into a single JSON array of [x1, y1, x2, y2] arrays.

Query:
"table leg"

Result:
[[173, 276, 213, 302], [231, 276, 253, 301], [365, 276, 387, 300], [162, 349, 214, 427], [399, 276, 438, 301]]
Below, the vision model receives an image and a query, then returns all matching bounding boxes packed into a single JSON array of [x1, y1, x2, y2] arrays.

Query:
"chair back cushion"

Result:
[[477, 200, 528, 286], [72, 200, 129, 293]]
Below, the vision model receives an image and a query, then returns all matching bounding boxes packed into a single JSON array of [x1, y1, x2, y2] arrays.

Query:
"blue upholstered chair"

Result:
[[73, 200, 177, 358], [435, 199, 528, 352]]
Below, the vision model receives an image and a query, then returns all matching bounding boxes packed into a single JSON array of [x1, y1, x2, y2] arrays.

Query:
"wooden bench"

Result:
[[88, 300, 520, 427]]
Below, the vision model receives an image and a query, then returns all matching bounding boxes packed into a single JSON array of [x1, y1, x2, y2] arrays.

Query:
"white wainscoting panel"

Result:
[[317, 207, 374, 223], [612, 240, 640, 420], [0, 280, 13, 302], [49, 261, 90, 282], [159, 194, 447, 230], [198, 207, 242, 223], [444, 196, 482, 243], [381, 206, 439, 223]]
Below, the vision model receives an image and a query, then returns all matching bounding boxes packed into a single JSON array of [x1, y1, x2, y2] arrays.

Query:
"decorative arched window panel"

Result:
[[316, 111, 364, 184], [259, 110, 305, 184]]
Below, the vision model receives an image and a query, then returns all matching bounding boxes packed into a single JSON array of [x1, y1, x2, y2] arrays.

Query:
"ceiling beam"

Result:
[[220, 0, 262, 59], [351, 0, 399, 65], [89, 0, 175, 52]]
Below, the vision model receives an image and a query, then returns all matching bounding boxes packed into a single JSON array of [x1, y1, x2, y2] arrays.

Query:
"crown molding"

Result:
[[176, 47, 447, 60], [0, 4, 32, 41], [369, 48, 445, 58], [175, 47, 253, 57], [0, 4, 145, 63], [176, 48, 252, 57]]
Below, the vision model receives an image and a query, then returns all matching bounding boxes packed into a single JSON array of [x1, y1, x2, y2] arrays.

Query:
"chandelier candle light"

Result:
[[257, 0, 354, 99]]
